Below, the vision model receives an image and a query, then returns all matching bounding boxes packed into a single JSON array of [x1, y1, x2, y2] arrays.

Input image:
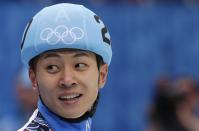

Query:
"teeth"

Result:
[[60, 94, 80, 99]]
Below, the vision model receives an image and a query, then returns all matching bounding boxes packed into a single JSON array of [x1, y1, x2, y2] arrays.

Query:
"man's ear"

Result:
[[98, 64, 108, 89], [29, 69, 37, 90]]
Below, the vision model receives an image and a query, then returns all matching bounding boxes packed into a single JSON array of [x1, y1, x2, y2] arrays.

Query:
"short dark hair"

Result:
[[29, 51, 105, 72], [96, 54, 105, 70], [29, 53, 40, 71]]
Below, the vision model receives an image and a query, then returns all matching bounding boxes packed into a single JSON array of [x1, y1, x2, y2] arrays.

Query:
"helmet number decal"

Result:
[[94, 15, 111, 45]]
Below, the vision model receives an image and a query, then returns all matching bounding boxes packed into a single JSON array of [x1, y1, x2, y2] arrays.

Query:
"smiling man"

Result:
[[18, 3, 112, 131]]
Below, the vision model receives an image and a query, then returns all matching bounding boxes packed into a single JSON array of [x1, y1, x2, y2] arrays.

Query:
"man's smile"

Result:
[[58, 93, 83, 104]]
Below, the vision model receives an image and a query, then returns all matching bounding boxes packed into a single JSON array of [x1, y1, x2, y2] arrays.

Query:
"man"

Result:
[[18, 3, 112, 131]]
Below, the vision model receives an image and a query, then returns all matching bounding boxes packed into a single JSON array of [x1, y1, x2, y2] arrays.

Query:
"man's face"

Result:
[[29, 49, 108, 118]]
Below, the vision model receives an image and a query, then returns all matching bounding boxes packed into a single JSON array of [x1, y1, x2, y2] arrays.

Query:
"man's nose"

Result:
[[59, 67, 77, 88]]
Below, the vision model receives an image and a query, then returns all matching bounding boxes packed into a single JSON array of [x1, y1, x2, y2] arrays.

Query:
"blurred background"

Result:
[[1, 0, 199, 131]]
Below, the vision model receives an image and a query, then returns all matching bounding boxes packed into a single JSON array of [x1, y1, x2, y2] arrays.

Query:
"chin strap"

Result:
[[39, 92, 100, 123]]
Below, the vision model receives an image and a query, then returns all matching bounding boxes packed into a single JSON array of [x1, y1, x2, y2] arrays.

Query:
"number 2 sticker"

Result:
[[94, 15, 111, 45]]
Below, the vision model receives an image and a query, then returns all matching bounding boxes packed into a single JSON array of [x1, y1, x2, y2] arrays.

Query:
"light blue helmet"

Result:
[[21, 3, 112, 67]]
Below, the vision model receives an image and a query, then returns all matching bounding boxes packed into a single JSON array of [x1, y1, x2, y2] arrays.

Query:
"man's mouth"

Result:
[[58, 93, 82, 104]]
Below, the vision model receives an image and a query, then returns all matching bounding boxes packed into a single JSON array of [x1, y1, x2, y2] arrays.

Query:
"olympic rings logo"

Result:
[[40, 25, 84, 45]]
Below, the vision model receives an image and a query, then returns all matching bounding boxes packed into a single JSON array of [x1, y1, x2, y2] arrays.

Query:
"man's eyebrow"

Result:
[[73, 52, 90, 58], [43, 53, 61, 59]]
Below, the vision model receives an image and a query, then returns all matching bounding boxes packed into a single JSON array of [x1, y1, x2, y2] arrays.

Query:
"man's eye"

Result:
[[75, 63, 87, 69], [46, 65, 59, 73]]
